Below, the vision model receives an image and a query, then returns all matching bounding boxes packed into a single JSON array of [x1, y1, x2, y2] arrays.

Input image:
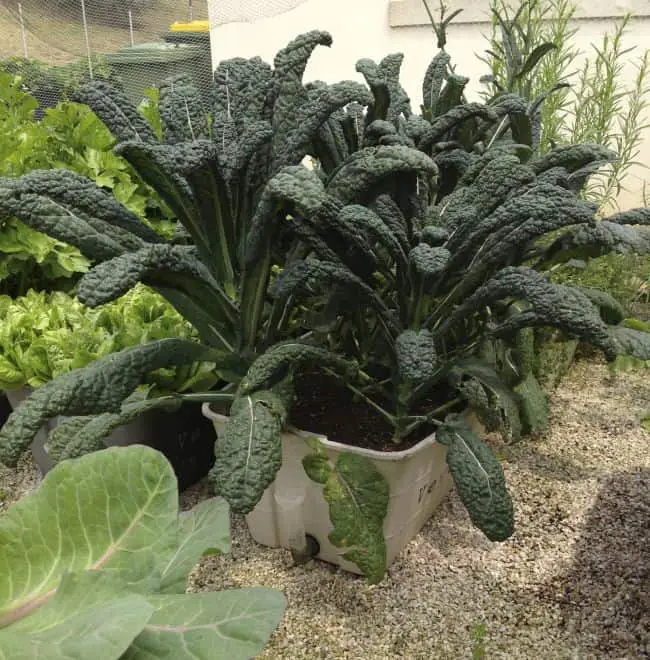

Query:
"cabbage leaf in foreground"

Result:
[[0, 445, 285, 660]]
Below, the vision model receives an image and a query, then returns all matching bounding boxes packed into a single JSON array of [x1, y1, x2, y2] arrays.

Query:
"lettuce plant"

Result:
[[0, 285, 212, 396], [0, 445, 285, 659]]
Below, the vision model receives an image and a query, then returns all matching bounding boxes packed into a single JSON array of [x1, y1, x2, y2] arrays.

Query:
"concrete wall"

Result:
[[207, 0, 650, 209]]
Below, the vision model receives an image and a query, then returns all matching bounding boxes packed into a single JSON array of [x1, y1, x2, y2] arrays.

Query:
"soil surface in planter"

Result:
[[288, 372, 455, 452]]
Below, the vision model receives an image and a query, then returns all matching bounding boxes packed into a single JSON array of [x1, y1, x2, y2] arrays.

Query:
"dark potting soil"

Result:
[[288, 372, 445, 453]]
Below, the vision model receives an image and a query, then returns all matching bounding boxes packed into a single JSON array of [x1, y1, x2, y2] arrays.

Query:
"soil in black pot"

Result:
[[289, 372, 458, 453]]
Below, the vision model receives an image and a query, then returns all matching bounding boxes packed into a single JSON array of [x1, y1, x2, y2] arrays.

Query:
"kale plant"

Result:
[[0, 32, 429, 468], [213, 44, 650, 581]]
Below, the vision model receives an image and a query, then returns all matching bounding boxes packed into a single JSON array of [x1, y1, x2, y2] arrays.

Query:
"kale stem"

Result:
[[323, 367, 397, 426], [399, 396, 464, 438], [172, 392, 235, 403]]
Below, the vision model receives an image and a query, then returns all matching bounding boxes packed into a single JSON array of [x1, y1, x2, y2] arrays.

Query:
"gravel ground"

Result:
[[2, 358, 649, 658]]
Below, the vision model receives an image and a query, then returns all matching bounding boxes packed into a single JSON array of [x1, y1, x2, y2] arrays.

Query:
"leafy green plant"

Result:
[[0, 285, 213, 396], [217, 34, 650, 580], [480, 0, 577, 152], [0, 55, 118, 116], [0, 444, 285, 659], [470, 622, 487, 659], [2, 28, 650, 585], [0, 71, 174, 297], [548, 253, 650, 310], [482, 0, 650, 212], [0, 31, 378, 461]]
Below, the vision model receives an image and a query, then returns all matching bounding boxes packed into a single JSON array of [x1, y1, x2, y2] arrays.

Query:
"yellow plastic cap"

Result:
[[169, 20, 210, 32]]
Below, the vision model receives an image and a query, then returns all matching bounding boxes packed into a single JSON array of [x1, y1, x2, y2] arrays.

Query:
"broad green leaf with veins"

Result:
[[303, 449, 389, 583], [158, 498, 231, 594], [0, 446, 285, 659], [124, 589, 286, 660], [0, 447, 178, 623], [0, 571, 154, 660]]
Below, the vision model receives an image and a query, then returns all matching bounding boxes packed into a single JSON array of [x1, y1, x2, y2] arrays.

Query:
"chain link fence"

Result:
[[0, 0, 309, 115]]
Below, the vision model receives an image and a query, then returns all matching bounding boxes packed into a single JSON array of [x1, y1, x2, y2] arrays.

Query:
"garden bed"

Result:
[[2, 358, 648, 658]]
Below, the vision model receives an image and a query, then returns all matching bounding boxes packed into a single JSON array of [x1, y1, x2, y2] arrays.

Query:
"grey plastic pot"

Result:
[[202, 405, 485, 574], [6, 387, 215, 491]]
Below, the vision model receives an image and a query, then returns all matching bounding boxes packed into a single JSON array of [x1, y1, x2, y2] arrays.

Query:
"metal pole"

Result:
[[18, 3, 28, 58], [188, 0, 193, 22], [128, 9, 135, 46], [80, 0, 94, 79]]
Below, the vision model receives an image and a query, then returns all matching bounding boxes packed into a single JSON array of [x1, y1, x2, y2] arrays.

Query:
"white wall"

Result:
[[208, 0, 650, 209]]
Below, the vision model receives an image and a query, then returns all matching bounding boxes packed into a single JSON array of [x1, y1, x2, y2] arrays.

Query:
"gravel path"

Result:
[[186, 360, 650, 659], [2, 359, 649, 658]]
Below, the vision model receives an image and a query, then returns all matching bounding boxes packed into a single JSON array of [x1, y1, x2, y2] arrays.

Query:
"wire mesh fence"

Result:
[[0, 0, 309, 116]]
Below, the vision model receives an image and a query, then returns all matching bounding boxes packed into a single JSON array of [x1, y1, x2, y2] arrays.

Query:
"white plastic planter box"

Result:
[[203, 404, 456, 574]]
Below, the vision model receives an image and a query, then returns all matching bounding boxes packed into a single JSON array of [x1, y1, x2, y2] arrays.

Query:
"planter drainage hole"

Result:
[[291, 534, 320, 565]]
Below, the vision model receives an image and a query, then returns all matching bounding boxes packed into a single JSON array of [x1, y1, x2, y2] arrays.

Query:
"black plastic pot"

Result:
[[7, 388, 215, 491], [0, 393, 12, 431]]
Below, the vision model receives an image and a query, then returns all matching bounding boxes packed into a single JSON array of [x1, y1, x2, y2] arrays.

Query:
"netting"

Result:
[[0, 0, 308, 114]]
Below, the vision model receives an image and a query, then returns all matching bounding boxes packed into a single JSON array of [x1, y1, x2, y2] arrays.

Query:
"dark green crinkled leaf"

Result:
[[418, 103, 498, 153], [435, 73, 469, 117], [159, 76, 210, 144], [396, 329, 437, 383], [608, 325, 650, 360], [437, 415, 514, 541], [608, 207, 650, 226], [442, 267, 614, 358], [326, 145, 438, 205], [356, 53, 410, 123], [303, 448, 389, 583], [338, 204, 408, 268], [212, 56, 273, 134], [77, 244, 233, 320], [450, 358, 522, 442], [530, 143, 616, 174], [409, 244, 450, 280], [46, 393, 183, 464], [246, 165, 330, 264], [422, 50, 451, 117], [577, 287, 627, 325], [0, 340, 219, 466], [371, 194, 410, 253], [0, 170, 160, 262], [514, 372, 549, 435], [240, 342, 357, 395], [210, 391, 286, 514], [280, 81, 372, 167], [541, 221, 650, 263], [271, 260, 398, 336], [71, 80, 159, 143], [271, 31, 333, 170], [420, 225, 450, 246]]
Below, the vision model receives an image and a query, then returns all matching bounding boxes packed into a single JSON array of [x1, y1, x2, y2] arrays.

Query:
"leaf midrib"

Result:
[[0, 471, 167, 627]]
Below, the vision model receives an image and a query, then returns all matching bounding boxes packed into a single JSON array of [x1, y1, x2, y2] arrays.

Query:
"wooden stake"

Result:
[[18, 3, 28, 58], [128, 9, 135, 46], [80, 0, 94, 79]]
